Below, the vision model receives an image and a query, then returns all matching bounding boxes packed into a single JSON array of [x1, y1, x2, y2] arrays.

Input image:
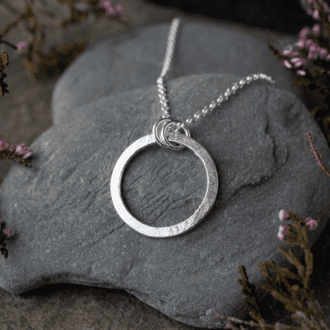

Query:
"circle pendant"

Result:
[[110, 131, 218, 238]]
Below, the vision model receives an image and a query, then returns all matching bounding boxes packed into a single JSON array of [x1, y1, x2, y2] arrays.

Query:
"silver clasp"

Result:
[[152, 118, 191, 151]]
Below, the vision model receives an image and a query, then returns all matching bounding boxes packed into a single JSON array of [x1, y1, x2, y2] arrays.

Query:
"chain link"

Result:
[[157, 17, 276, 133]]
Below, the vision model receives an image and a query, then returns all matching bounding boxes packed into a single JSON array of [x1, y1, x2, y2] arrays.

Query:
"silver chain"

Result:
[[157, 17, 276, 133]]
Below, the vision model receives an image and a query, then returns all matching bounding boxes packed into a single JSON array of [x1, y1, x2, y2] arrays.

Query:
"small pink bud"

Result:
[[305, 39, 314, 47], [305, 218, 318, 230], [313, 9, 320, 20], [106, 5, 116, 15], [281, 50, 292, 56], [324, 3, 330, 12], [100, 0, 112, 8], [296, 40, 305, 49], [277, 224, 290, 240], [279, 210, 290, 221], [3, 227, 14, 237], [299, 27, 310, 39], [17, 41, 27, 51], [297, 70, 306, 76], [22, 151, 33, 159], [294, 60, 306, 68], [319, 48, 328, 57], [283, 60, 292, 68], [312, 24, 320, 34], [8, 144, 16, 152], [115, 5, 124, 14], [290, 57, 303, 63]]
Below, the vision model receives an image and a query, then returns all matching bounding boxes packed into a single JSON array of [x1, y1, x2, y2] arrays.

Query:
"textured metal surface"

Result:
[[110, 131, 218, 238]]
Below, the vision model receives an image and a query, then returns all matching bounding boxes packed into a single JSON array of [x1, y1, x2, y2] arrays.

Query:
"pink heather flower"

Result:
[[100, 1, 123, 15], [106, 5, 116, 15], [300, 27, 310, 39], [283, 60, 292, 68], [281, 50, 300, 56], [22, 151, 33, 159], [290, 57, 303, 63], [312, 24, 320, 34], [277, 224, 290, 240], [17, 41, 27, 51], [308, 8, 313, 15], [326, 54, 330, 60], [324, 3, 330, 12], [0, 138, 32, 159], [305, 39, 314, 47], [0, 140, 9, 151], [305, 218, 318, 230], [297, 70, 306, 75], [115, 5, 124, 14], [319, 48, 328, 57], [296, 39, 306, 49], [8, 144, 15, 152], [279, 210, 290, 221], [294, 59, 306, 68], [313, 9, 320, 20], [2, 227, 14, 237], [15, 143, 28, 155], [100, 0, 112, 8], [309, 44, 317, 52]]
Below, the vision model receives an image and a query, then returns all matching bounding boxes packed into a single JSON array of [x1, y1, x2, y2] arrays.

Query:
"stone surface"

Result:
[[1, 73, 330, 328], [51, 18, 304, 126]]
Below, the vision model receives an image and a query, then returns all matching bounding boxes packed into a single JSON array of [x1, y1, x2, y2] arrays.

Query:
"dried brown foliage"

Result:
[[0, 0, 132, 93]]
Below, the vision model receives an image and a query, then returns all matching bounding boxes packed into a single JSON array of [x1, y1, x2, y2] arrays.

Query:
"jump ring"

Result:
[[162, 121, 191, 151]]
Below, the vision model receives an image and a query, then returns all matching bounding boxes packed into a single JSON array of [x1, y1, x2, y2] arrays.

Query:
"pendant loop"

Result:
[[153, 118, 190, 151], [110, 131, 218, 238], [163, 120, 190, 151]]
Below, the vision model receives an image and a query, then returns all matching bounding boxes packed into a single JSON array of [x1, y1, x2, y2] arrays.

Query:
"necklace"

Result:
[[110, 17, 276, 238]]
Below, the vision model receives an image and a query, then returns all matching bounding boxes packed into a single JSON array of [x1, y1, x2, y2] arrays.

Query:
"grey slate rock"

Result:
[[1, 73, 330, 329], [51, 18, 304, 126]]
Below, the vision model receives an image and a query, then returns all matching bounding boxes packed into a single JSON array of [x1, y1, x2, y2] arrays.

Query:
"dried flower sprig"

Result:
[[214, 126, 330, 328], [267, 0, 330, 148], [0, 0, 131, 94], [0, 0, 130, 260], [215, 210, 329, 330], [0, 135, 33, 168]]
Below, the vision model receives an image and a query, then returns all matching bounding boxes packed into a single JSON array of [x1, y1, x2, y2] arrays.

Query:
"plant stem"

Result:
[[0, 38, 18, 50]]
